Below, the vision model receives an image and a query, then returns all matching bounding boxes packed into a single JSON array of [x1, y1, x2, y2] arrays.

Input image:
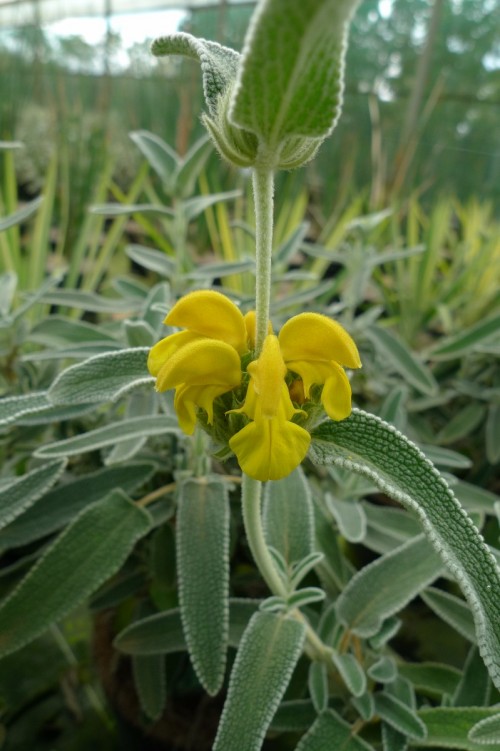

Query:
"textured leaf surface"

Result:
[[152, 33, 240, 116], [416, 707, 500, 750], [35, 416, 178, 458], [263, 467, 314, 566], [132, 654, 166, 721], [231, 0, 360, 145], [469, 714, 500, 744], [331, 653, 366, 697], [421, 587, 476, 643], [310, 410, 500, 690], [213, 612, 305, 751], [374, 693, 427, 741], [177, 477, 230, 695], [295, 709, 375, 750], [336, 535, 443, 637], [114, 599, 260, 655], [0, 491, 152, 658], [0, 460, 66, 531], [0, 392, 51, 427], [398, 662, 461, 696], [48, 347, 152, 405], [0, 463, 155, 551]]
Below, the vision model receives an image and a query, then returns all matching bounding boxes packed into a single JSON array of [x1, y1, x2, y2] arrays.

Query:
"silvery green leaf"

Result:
[[21, 342, 123, 362], [287, 587, 325, 609], [90, 571, 145, 612], [177, 477, 230, 695], [335, 535, 443, 637], [331, 652, 366, 697], [290, 552, 325, 590], [311, 410, 500, 691], [419, 443, 472, 470], [421, 587, 476, 643], [427, 313, 500, 360], [185, 258, 255, 280], [35, 415, 178, 459], [275, 222, 310, 267], [382, 724, 408, 751], [295, 709, 375, 751], [125, 244, 176, 277], [362, 502, 421, 555], [260, 596, 287, 613], [124, 320, 155, 348], [326, 494, 366, 543], [213, 612, 306, 751], [0, 460, 66, 531], [114, 599, 260, 656], [398, 662, 461, 697], [230, 0, 360, 148], [174, 134, 213, 198], [453, 647, 491, 708], [308, 661, 328, 713], [351, 693, 375, 721], [369, 617, 402, 650], [16, 403, 97, 426], [0, 490, 152, 658], [132, 654, 166, 721], [48, 347, 151, 405], [40, 288, 141, 314], [263, 467, 314, 567], [182, 190, 241, 222], [0, 392, 51, 427], [129, 130, 179, 190], [367, 325, 438, 396], [451, 480, 500, 515], [152, 33, 240, 117], [468, 714, 500, 744], [27, 316, 120, 347], [418, 707, 500, 750], [368, 657, 397, 684], [374, 694, 427, 741], [437, 404, 486, 445], [0, 462, 155, 552], [105, 389, 157, 465]]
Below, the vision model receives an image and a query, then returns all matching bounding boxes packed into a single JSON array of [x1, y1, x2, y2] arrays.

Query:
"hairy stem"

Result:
[[252, 167, 274, 353]]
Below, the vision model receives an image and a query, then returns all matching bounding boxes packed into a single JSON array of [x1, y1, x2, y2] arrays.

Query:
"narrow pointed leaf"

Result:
[[35, 415, 178, 458], [132, 654, 166, 721], [326, 495, 366, 542], [177, 477, 230, 695], [309, 661, 328, 713], [336, 535, 443, 637], [417, 707, 500, 750], [421, 587, 476, 643], [311, 410, 500, 690], [48, 347, 151, 405], [331, 652, 366, 697], [0, 491, 152, 658], [374, 694, 427, 741], [0, 460, 66, 531], [0, 196, 43, 232], [213, 611, 306, 751], [263, 467, 314, 566], [367, 325, 438, 396], [0, 392, 51, 427]]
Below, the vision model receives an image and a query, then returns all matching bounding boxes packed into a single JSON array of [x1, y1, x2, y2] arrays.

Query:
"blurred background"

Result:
[[1, 0, 499, 214]]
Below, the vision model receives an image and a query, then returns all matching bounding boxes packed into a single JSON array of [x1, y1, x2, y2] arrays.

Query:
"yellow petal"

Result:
[[174, 383, 234, 434], [165, 290, 248, 354], [229, 416, 310, 482], [321, 361, 353, 421], [285, 359, 335, 397], [279, 312, 361, 369], [156, 338, 241, 392], [147, 331, 201, 377], [244, 310, 272, 351], [247, 335, 286, 418]]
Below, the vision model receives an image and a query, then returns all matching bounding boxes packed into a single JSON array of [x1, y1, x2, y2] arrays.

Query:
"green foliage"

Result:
[[1, 1, 499, 749]]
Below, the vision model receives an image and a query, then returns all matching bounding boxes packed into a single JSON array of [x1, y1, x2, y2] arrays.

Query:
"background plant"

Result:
[[0, 1, 499, 750]]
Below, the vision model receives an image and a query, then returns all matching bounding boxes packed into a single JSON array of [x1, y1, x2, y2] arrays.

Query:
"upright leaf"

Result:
[[213, 611, 305, 751], [263, 467, 314, 566], [295, 709, 375, 751], [0, 491, 152, 658], [311, 410, 500, 690], [231, 0, 361, 147], [177, 477, 230, 695]]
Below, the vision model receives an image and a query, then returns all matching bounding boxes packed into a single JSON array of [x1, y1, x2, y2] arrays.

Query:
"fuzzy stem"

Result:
[[252, 167, 274, 353]]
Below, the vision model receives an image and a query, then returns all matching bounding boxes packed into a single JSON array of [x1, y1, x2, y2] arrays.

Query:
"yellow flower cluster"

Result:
[[148, 290, 361, 482]]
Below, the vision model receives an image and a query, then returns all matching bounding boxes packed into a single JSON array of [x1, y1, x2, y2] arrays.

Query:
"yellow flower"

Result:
[[229, 335, 310, 482], [147, 290, 247, 434], [279, 312, 361, 421]]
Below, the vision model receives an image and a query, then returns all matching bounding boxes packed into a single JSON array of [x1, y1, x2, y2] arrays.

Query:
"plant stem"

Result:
[[241, 474, 332, 662], [252, 166, 274, 353], [242, 474, 287, 596]]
